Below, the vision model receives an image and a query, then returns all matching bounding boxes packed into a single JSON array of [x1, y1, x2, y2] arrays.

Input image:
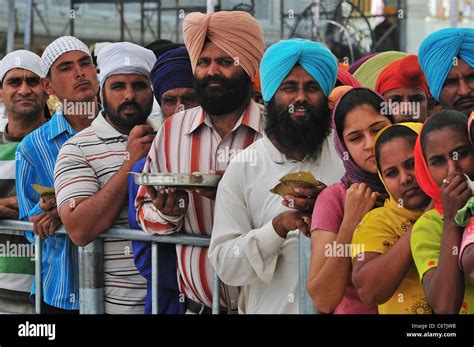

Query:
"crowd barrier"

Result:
[[0, 220, 316, 314]]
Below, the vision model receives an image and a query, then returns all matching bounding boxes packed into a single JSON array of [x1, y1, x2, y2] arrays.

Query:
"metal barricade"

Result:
[[0, 220, 313, 314], [0, 220, 215, 314]]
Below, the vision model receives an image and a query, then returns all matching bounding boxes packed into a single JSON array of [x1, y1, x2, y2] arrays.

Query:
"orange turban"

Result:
[[328, 85, 353, 111], [375, 55, 430, 96], [182, 11, 265, 78]]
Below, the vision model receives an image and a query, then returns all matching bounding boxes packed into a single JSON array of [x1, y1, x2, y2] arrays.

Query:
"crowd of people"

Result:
[[0, 10, 473, 315]]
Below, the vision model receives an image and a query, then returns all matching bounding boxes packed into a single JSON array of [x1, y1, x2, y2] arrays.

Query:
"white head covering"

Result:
[[0, 50, 43, 82], [90, 42, 112, 58], [41, 36, 90, 77], [97, 42, 155, 88]]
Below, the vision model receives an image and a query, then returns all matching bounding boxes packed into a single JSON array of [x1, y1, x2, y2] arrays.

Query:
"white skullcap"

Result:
[[97, 42, 155, 88], [90, 42, 112, 57], [0, 50, 43, 82], [41, 36, 90, 77]]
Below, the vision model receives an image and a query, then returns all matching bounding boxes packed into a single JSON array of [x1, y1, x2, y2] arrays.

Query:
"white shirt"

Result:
[[209, 132, 344, 314]]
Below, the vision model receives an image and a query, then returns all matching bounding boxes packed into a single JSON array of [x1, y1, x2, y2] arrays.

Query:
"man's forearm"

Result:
[[0, 196, 19, 210], [428, 222, 464, 313], [0, 206, 19, 220], [62, 163, 132, 245]]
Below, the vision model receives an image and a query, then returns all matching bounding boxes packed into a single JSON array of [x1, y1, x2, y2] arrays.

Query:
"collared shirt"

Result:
[[15, 110, 80, 310], [208, 133, 345, 313], [135, 100, 265, 309], [54, 113, 147, 314]]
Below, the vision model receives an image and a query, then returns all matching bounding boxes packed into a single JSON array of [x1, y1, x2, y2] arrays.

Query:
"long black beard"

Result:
[[102, 92, 153, 132], [194, 72, 251, 115], [264, 98, 331, 159]]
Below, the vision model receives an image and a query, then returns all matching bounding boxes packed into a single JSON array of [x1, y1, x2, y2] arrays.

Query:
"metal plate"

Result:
[[132, 172, 222, 188]]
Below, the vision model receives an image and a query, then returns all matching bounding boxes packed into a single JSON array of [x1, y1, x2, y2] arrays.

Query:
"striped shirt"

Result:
[[54, 113, 147, 314], [135, 100, 265, 309], [15, 110, 80, 310], [0, 129, 34, 295]]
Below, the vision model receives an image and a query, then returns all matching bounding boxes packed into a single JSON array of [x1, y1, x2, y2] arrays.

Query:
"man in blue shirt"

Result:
[[15, 36, 99, 313]]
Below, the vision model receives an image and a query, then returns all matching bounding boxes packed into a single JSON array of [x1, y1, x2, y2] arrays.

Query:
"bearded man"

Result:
[[134, 10, 266, 314], [418, 28, 474, 116], [54, 42, 155, 313], [208, 38, 345, 314]]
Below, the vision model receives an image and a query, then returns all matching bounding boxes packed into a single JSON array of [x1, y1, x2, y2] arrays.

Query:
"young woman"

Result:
[[308, 87, 393, 314], [351, 123, 432, 314], [411, 110, 474, 313]]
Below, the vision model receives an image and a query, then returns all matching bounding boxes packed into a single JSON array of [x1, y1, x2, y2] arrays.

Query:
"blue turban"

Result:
[[151, 46, 194, 104], [260, 38, 338, 103], [418, 28, 474, 101]]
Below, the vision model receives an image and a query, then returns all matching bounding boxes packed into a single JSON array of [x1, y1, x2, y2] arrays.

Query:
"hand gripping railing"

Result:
[[0, 220, 315, 314], [0, 220, 220, 314]]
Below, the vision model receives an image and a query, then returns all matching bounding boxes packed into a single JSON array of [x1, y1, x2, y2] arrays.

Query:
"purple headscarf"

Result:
[[332, 87, 393, 192]]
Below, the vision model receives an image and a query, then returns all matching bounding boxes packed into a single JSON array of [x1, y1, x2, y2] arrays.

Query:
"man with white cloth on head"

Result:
[[0, 50, 48, 314], [54, 42, 156, 314], [15, 36, 100, 313]]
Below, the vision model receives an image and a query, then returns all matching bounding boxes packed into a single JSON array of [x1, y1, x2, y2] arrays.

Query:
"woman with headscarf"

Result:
[[351, 123, 432, 314], [307, 87, 393, 314], [411, 110, 474, 313]]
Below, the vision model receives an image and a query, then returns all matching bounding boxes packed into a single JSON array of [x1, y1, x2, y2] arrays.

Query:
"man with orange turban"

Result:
[[375, 54, 432, 123], [135, 11, 266, 315], [183, 11, 264, 78]]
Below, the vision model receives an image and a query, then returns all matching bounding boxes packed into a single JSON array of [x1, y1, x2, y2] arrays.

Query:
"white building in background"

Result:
[[0, 0, 472, 57], [405, 0, 474, 53]]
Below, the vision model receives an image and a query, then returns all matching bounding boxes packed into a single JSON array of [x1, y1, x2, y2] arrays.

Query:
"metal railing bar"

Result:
[[0, 220, 210, 246], [151, 242, 159, 315]]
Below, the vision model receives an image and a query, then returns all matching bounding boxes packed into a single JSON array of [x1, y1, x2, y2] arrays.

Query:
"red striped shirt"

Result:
[[135, 101, 265, 308]]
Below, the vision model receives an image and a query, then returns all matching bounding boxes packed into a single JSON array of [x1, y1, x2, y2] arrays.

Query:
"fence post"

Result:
[[79, 239, 104, 314], [299, 233, 316, 314], [151, 242, 159, 314], [35, 235, 42, 313], [212, 271, 220, 314]]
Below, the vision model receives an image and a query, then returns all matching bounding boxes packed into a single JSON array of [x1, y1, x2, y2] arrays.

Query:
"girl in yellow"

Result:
[[351, 123, 432, 314]]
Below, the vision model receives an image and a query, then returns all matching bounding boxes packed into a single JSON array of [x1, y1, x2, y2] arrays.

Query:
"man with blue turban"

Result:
[[418, 28, 474, 116], [150, 46, 198, 118], [260, 38, 338, 103], [209, 38, 344, 313]]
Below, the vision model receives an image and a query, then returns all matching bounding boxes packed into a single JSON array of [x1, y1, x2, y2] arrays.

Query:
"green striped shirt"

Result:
[[0, 130, 34, 294]]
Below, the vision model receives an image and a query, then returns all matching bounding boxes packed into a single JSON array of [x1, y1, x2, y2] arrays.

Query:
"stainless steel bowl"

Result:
[[132, 172, 222, 188]]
